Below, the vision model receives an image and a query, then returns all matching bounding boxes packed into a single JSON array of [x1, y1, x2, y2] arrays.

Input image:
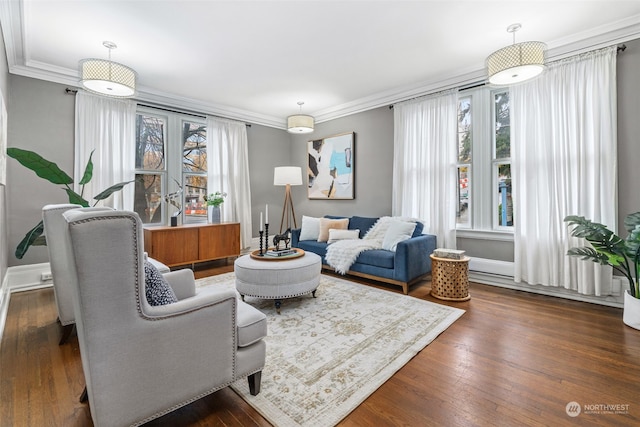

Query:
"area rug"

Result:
[[196, 273, 465, 427]]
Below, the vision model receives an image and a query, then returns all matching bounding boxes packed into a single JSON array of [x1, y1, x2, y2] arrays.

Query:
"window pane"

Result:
[[135, 115, 165, 170], [134, 173, 163, 224], [458, 97, 472, 163], [457, 165, 470, 227], [495, 92, 510, 159], [182, 122, 207, 173], [184, 175, 208, 222], [497, 163, 513, 227]]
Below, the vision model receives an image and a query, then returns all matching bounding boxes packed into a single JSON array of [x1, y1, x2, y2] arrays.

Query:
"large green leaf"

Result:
[[93, 180, 135, 202], [7, 148, 73, 185], [565, 215, 626, 257], [15, 221, 44, 259], [567, 247, 613, 265], [78, 150, 94, 185], [623, 212, 640, 233], [65, 188, 89, 207]]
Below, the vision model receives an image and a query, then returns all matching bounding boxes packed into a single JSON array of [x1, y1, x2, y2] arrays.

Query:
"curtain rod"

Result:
[[133, 103, 252, 127], [389, 44, 627, 110], [64, 90, 250, 127]]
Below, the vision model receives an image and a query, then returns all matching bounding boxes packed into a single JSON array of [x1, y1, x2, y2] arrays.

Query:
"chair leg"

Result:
[[59, 324, 75, 345], [248, 371, 262, 396], [79, 386, 88, 403]]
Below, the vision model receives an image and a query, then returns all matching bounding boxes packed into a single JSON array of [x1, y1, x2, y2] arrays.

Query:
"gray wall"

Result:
[[6, 75, 75, 266], [246, 123, 291, 235], [4, 75, 293, 265], [4, 38, 640, 268], [0, 25, 9, 282], [289, 106, 394, 221], [617, 39, 640, 235]]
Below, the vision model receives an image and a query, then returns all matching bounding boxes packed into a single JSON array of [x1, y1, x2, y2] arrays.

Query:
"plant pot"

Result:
[[207, 206, 221, 224], [623, 290, 640, 330]]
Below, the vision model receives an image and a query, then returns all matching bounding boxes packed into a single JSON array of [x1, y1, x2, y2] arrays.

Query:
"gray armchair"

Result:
[[42, 204, 171, 344], [63, 209, 266, 427]]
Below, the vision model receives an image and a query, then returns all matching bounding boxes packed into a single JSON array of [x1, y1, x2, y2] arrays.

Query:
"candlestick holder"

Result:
[[259, 230, 264, 256], [265, 223, 269, 250]]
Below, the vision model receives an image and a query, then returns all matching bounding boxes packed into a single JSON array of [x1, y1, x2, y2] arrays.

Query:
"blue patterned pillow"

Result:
[[144, 261, 178, 306]]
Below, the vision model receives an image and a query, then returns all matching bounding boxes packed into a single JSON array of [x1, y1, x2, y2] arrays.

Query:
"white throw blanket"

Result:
[[325, 216, 411, 274]]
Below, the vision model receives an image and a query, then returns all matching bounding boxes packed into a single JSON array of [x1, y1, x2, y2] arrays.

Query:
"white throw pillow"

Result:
[[382, 221, 416, 252], [299, 216, 321, 241], [328, 228, 360, 244]]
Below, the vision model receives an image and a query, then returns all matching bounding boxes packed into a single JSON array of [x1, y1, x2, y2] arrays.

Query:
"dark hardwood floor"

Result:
[[1, 262, 639, 426]]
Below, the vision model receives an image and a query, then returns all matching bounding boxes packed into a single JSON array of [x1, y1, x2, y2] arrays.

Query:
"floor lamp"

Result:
[[274, 166, 302, 233]]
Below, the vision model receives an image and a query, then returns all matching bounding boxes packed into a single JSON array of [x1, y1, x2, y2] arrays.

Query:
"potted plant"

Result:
[[564, 213, 640, 329], [204, 191, 226, 223], [7, 148, 134, 259]]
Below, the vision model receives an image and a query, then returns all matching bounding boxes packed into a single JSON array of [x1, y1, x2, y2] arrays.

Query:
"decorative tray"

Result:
[[250, 248, 305, 261]]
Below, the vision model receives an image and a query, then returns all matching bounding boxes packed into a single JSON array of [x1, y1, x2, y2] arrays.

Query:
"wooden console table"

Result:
[[144, 222, 240, 267]]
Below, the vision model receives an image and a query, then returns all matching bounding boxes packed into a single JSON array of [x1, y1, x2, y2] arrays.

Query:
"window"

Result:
[[456, 87, 512, 234], [493, 91, 513, 228], [134, 114, 166, 224], [182, 121, 208, 223], [457, 96, 471, 228], [134, 109, 209, 225]]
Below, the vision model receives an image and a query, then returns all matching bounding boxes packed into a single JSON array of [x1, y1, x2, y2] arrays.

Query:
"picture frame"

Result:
[[307, 132, 354, 199]]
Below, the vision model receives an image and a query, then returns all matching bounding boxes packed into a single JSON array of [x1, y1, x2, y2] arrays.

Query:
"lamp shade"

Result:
[[80, 58, 137, 97], [287, 114, 314, 134], [486, 41, 546, 85], [274, 166, 303, 186]]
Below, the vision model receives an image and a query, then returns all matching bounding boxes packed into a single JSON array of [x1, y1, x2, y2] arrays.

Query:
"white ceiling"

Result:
[[2, 0, 640, 129]]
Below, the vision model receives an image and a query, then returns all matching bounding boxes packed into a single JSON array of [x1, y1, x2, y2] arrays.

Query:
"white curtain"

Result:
[[392, 89, 458, 249], [74, 91, 136, 210], [511, 46, 617, 295], [207, 116, 252, 249]]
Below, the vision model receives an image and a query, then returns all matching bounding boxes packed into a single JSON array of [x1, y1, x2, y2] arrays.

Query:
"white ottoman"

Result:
[[234, 252, 322, 313]]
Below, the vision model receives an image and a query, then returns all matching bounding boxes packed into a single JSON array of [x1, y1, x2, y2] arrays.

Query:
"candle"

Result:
[[265, 204, 269, 224], [260, 212, 263, 231]]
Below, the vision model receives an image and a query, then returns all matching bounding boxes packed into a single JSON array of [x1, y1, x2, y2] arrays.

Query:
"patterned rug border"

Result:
[[196, 272, 465, 427]]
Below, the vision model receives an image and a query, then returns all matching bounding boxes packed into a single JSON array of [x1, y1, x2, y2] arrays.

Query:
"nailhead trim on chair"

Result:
[[70, 214, 244, 426]]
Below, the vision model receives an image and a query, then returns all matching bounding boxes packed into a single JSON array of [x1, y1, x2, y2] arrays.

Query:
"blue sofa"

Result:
[[291, 215, 437, 294]]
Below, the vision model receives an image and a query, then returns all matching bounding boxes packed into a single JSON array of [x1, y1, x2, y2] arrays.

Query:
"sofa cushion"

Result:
[[144, 261, 178, 306], [297, 240, 330, 258], [318, 218, 349, 242], [324, 215, 348, 220], [237, 300, 268, 347], [349, 216, 379, 238], [382, 220, 417, 251], [299, 215, 321, 241], [328, 228, 360, 243], [357, 249, 395, 269]]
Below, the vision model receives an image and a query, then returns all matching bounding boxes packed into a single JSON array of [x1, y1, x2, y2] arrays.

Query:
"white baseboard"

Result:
[[468, 257, 624, 308], [0, 263, 53, 346]]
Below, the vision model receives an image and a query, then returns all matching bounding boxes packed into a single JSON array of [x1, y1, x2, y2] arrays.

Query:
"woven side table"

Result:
[[429, 254, 471, 301]]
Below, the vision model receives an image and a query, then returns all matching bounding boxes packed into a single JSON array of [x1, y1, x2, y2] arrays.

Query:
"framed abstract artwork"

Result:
[[307, 132, 354, 199]]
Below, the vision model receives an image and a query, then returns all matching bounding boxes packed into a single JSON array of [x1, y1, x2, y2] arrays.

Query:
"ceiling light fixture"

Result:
[[79, 41, 137, 98], [287, 101, 314, 134], [486, 24, 546, 86]]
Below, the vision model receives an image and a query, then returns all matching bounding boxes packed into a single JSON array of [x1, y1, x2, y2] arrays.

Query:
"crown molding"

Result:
[[2, 1, 640, 128], [313, 14, 640, 122]]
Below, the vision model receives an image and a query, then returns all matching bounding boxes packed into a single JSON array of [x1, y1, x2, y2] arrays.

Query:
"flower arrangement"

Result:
[[204, 191, 227, 207]]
